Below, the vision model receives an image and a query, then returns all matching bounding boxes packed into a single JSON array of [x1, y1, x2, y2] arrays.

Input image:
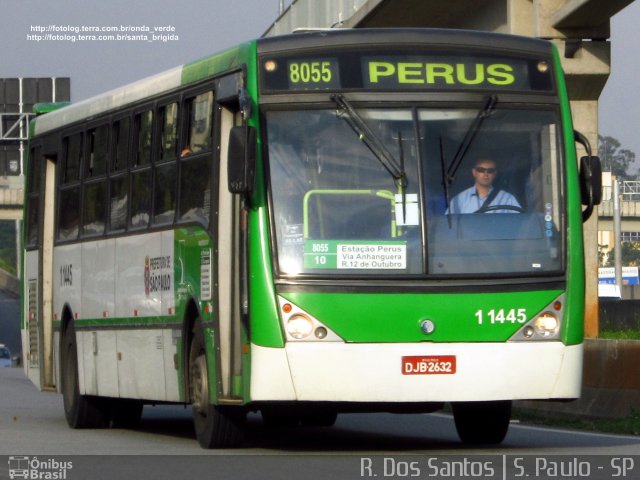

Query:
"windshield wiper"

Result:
[[332, 94, 407, 189], [444, 95, 498, 187]]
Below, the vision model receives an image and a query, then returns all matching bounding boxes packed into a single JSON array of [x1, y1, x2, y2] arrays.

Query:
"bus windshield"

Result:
[[267, 104, 563, 277]]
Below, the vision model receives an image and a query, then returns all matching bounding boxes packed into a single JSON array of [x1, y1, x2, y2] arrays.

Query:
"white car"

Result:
[[0, 344, 11, 367]]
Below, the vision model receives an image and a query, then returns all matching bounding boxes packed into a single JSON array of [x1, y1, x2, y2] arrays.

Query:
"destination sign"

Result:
[[260, 50, 554, 93], [363, 56, 528, 90]]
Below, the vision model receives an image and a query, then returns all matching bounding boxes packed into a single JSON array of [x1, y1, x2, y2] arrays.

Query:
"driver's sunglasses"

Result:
[[474, 166, 496, 174]]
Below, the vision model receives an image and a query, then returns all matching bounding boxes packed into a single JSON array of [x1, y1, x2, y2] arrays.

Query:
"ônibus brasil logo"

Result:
[[8, 456, 73, 479]]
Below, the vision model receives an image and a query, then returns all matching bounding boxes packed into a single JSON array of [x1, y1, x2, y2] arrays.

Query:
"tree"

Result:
[[598, 135, 636, 178], [605, 242, 640, 267]]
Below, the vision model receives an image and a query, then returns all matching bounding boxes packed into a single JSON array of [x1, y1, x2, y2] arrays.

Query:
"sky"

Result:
[[1, 0, 639, 160]]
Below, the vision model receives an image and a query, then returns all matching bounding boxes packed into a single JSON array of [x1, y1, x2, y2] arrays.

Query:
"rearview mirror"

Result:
[[575, 130, 602, 222], [227, 126, 256, 195], [580, 155, 602, 206]]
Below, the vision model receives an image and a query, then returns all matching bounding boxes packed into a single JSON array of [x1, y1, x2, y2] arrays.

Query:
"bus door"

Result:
[[24, 152, 56, 391], [215, 73, 249, 402]]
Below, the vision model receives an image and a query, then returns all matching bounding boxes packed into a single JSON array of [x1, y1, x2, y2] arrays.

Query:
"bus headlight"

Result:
[[508, 294, 564, 342], [534, 312, 559, 337], [287, 314, 314, 339]]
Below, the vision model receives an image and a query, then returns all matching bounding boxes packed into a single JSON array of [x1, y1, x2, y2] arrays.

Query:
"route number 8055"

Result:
[[289, 61, 333, 84]]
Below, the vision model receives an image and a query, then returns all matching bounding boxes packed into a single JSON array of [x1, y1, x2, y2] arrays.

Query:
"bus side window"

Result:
[[87, 125, 109, 177], [152, 102, 180, 225], [130, 110, 153, 229], [109, 175, 128, 231], [63, 133, 82, 183], [178, 91, 214, 225], [25, 147, 42, 247], [134, 110, 153, 167], [82, 181, 107, 236], [82, 125, 109, 236], [153, 163, 177, 225], [109, 118, 130, 232], [179, 155, 210, 224], [160, 103, 179, 161], [58, 133, 83, 240], [130, 170, 151, 229], [184, 91, 213, 155], [59, 187, 80, 240]]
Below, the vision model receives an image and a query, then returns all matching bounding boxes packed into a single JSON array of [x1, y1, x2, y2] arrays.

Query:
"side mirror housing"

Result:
[[574, 130, 602, 222], [580, 155, 602, 206], [227, 126, 256, 195]]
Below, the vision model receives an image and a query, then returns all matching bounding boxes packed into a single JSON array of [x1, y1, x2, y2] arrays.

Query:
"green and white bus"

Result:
[[22, 28, 601, 448]]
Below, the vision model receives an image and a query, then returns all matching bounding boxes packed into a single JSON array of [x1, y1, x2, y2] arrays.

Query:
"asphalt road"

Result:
[[1, 367, 640, 480], [1, 289, 639, 479]]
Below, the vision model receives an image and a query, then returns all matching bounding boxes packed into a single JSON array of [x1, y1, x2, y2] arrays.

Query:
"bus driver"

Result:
[[446, 158, 521, 214]]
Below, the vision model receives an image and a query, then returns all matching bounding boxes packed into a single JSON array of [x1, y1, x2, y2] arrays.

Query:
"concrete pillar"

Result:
[[506, 1, 610, 338]]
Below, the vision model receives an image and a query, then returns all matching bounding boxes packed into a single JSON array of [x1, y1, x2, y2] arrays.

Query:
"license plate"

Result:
[[402, 355, 456, 375]]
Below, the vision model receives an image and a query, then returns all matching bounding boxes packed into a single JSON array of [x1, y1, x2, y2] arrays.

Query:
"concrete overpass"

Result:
[[266, 0, 636, 336], [0, 78, 69, 222], [0, 3, 635, 335], [0, 111, 29, 221]]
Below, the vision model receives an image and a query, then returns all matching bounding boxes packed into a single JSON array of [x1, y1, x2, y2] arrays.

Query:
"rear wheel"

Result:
[[189, 321, 244, 448], [452, 400, 511, 445], [61, 323, 109, 428]]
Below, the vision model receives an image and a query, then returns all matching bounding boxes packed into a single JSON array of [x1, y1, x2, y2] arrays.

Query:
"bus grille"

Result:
[[28, 279, 39, 368]]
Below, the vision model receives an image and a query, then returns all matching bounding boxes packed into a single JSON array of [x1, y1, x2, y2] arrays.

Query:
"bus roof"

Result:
[[32, 29, 554, 137], [32, 42, 254, 137], [257, 28, 554, 56]]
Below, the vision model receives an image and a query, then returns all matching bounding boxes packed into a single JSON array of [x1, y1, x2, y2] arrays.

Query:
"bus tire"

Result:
[[61, 323, 109, 428], [452, 400, 511, 445], [189, 321, 244, 448]]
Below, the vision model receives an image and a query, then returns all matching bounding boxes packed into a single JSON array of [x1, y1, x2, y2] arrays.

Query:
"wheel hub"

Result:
[[191, 354, 209, 414]]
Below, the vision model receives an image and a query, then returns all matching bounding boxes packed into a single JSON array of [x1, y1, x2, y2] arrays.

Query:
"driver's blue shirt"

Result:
[[447, 186, 521, 214]]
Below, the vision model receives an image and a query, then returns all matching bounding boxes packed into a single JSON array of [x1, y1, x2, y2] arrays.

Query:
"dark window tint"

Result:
[[63, 134, 82, 183], [179, 156, 210, 224], [88, 125, 109, 177], [160, 103, 179, 161], [153, 163, 177, 225], [82, 181, 107, 236], [130, 170, 151, 228], [59, 187, 80, 240], [135, 110, 153, 167], [113, 117, 130, 172], [109, 175, 128, 231]]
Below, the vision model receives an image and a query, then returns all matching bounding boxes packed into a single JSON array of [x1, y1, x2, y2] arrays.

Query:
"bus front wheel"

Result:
[[452, 400, 511, 445], [189, 322, 244, 448], [61, 323, 109, 428]]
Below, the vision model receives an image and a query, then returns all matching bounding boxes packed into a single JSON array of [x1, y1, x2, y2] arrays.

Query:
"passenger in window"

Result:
[[446, 158, 521, 214]]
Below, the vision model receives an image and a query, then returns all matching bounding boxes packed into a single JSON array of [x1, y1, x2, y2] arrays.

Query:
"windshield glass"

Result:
[[267, 105, 563, 277]]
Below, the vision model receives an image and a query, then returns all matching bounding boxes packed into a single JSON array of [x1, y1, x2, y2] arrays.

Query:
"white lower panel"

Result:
[[75, 328, 181, 402], [250, 342, 582, 402]]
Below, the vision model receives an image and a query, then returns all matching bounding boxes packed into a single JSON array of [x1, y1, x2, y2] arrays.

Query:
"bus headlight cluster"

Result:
[[278, 296, 343, 342], [521, 312, 559, 339], [509, 295, 564, 342]]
